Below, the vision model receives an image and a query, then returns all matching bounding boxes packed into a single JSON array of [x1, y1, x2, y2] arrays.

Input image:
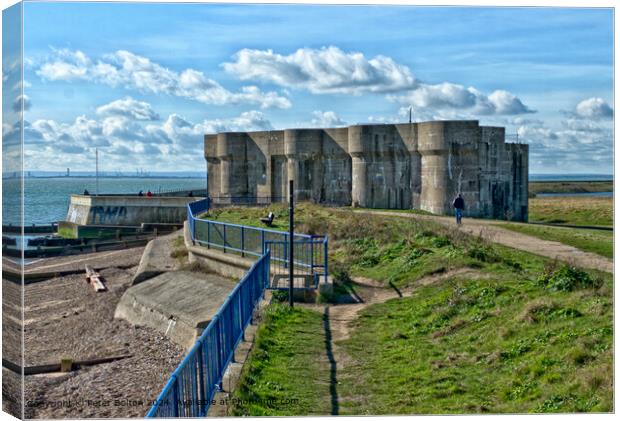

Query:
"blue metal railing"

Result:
[[187, 198, 328, 284], [146, 251, 270, 418], [147, 197, 329, 417]]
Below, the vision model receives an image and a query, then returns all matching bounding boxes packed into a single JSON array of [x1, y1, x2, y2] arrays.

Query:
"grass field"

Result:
[[499, 224, 613, 259], [214, 204, 613, 414], [529, 181, 612, 195], [232, 304, 332, 416], [528, 196, 612, 227], [204, 203, 505, 288], [340, 264, 612, 414]]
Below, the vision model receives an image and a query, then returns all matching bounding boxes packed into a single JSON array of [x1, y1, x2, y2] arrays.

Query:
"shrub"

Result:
[[520, 299, 582, 323], [330, 261, 351, 284], [537, 262, 599, 291], [272, 290, 289, 303], [430, 235, 451, 248], [170, 248, 188, 260], [404, 248, 427, 268], [467, 242, 499, 263], [297, 214, 329, 235]]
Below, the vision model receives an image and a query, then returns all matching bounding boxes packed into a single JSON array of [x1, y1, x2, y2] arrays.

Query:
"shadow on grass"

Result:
[[323, 306, 339, 415]]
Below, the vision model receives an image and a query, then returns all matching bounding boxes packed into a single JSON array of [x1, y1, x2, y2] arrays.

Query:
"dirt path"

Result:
[[354, 210, 613, 273], [301, 269, 481, 414]]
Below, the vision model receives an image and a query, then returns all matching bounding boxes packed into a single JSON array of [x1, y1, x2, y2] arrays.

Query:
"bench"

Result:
[[260, 212, 275, 227]]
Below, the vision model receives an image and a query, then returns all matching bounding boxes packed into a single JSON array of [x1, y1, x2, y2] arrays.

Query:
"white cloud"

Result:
[[515, 114, 612, 172], [223, 45, 534, 117], [367, 115, 402, 124], [309, 110, 347, 127], [96, 97, 160, 121], [38, 49, 90, 80], [36, 48, 291, 109], [153, 110, 274, 148], [389, 83, 534, 116], [486, 90, 534, 115], [573, 97, 613, 120], [22, 96, 273, 170], [12, 94, 31, 112], [223, 46, 416, 95], [394, 82, 477, 109], [561, 117, 605, 133]]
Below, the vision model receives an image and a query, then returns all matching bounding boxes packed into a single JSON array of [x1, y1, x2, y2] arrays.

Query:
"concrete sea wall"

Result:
[[66, 195, 203, 226]]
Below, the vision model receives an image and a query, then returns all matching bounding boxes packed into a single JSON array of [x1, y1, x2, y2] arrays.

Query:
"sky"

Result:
[[2, 1, 614, 174]]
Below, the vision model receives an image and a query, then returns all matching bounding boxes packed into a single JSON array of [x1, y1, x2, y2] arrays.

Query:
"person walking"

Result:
[[452, 193, 465, 225]]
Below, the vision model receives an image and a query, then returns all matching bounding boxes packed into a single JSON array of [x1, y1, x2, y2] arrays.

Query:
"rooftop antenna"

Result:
[[409, 107, 412, 124]]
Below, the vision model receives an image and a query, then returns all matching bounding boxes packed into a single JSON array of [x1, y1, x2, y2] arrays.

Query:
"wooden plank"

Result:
[[3, 354, 132, 375], [85, 264, 107, 292]]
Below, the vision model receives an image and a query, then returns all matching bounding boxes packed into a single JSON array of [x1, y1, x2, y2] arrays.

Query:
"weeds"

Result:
[[537, 261, 600, 291]]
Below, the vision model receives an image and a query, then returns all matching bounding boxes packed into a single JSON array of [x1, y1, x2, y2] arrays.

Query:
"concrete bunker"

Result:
[[205, 120, 528, 221]]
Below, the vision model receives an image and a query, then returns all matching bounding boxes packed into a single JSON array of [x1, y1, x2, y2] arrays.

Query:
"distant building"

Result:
[[204, 120, 528, 221]]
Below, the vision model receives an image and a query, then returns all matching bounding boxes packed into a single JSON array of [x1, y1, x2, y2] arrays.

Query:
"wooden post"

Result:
[[60, 358, 72, 372]]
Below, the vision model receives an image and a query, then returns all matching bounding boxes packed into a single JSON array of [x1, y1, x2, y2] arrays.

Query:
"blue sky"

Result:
[[4, 1, 614, 173]]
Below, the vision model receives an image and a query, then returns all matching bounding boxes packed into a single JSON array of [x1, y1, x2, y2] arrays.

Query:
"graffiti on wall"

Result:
[[89, 206, 128, 224]]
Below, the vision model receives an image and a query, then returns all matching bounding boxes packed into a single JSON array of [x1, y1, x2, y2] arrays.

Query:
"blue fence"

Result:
[[146, 251, 270, 418], [187, 198, 328, 285], [147, 197, 330, 417]]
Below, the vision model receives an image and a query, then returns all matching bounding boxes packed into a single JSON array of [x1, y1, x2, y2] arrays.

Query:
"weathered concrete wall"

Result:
[[66, 195, 203, 226], [114, 271, 237, 349], [204, 120, 529, 221]]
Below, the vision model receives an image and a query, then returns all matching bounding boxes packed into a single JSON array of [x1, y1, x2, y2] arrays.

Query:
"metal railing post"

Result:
[[324, 237, 329, 283], [207, 222, 210, 249], [261, 230, 265, 255], [197, 340, 206, 416], [241, 226, 245, 258], [310, 238, 314, 276], [214, 315, 223, 390], [172, 376, 179, 417]]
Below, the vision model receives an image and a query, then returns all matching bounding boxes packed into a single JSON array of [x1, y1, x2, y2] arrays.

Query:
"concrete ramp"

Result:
[[132, 231, 183, 285], [115, 271, 236, 349]]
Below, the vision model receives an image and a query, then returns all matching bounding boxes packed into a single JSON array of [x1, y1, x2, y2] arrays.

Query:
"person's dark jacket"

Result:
[[453, 196, 465, 210]]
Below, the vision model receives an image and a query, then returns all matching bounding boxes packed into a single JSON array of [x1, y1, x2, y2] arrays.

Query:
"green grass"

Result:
[[203, 203, 494, 288], [231, 304, 332, 415], [170, 235, 189, 261], [529, 181, 612, 195], [221, 204, 613, 414], [528, 197, 612, 227], [339, 261, 613, 414], [57, 226, 76, 239], [499, 224, 613, 259]]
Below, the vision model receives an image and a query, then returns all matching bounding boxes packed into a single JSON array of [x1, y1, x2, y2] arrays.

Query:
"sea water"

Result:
[[2, 177, 206, 226]]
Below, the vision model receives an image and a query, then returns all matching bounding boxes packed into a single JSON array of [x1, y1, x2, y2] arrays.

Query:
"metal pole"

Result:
[[288, 179, 294, 308], [95, 148, 99, 196]]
